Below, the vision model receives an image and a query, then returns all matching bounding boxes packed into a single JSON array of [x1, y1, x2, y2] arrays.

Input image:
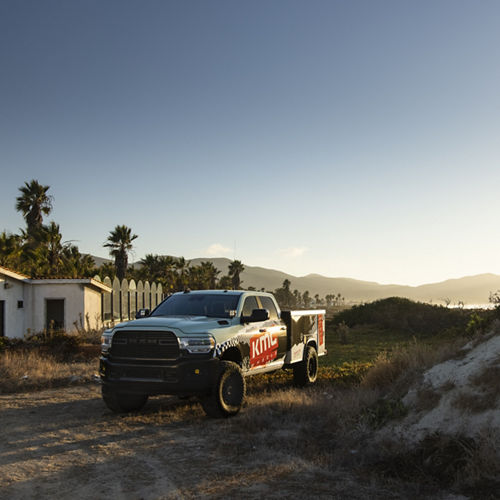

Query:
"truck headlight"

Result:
[[178, 335, 215, 354], [101, 330, 114, 353]]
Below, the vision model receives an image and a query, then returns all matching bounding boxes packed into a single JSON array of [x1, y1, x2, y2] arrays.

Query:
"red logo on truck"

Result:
[[318, 314, 324, 346], [250, 332, 278, 368]]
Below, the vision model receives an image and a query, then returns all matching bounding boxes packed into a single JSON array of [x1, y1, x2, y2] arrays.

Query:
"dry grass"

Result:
[[414, 385, 443, 412], [451, 390, 497, 413], [0, 349, 97, 393], [374, 431, 500, 495], [471, 363, 500, 390], [361, 338, 465, 396]]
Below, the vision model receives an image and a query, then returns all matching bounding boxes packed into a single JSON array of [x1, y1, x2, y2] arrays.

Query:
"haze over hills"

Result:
[[91, 255, 500, 305]]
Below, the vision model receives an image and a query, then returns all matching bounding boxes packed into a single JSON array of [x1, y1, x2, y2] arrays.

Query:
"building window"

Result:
[[17, 300, 23, 309]]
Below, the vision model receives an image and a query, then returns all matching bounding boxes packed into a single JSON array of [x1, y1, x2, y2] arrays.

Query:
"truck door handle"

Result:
[[259, 329, 267, 333], [280, 327, 286, 331]]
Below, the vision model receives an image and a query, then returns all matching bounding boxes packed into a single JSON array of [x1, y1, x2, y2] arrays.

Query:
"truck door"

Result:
[[240, 295, 279, 371], [258, 295, 287, 362]]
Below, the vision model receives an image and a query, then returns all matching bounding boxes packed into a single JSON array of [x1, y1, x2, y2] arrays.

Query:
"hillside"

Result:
[[184, 258, 500, 305], [91, 255, 500, 305]]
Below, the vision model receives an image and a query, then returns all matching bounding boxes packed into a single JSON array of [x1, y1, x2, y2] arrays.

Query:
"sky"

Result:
[[1, 0, 500, 286]]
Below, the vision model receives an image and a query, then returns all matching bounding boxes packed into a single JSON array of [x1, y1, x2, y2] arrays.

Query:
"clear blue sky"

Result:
[[1, 0, 500, 285]]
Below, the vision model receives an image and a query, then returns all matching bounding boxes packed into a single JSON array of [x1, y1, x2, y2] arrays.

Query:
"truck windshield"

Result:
[[151, 293, 240, 319]]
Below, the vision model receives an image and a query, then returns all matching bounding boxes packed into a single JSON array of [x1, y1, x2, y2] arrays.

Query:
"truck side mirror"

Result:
[[242, 308, 269, 323], [135, 308, 150, 319]]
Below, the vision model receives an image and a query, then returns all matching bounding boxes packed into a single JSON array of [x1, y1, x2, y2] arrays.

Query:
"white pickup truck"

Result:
[[100, 290, 326, 417]]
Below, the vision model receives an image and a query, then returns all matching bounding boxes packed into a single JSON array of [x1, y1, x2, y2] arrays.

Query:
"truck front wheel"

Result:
[[293, 345, 318, 386], [102, 385, 148, 413], [200, 361, 246, 418]]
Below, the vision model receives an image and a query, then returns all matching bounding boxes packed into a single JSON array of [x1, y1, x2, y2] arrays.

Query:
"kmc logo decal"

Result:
[[250, 332, 278, 368]]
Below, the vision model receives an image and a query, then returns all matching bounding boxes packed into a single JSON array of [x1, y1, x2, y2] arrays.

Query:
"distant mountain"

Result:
[[91, 255, 500, 305]]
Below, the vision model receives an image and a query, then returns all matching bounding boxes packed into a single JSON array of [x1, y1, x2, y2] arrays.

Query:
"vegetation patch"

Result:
[[331, 297, 490, 337], [414, 385, 444, 412], [0, 349, 97, 393], [373, 433, 500, 494], [451, 390, 498, 414], [362, 398, 407, 428]]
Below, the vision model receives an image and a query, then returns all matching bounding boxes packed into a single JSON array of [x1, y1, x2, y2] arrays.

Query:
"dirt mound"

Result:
[[372, 331, 500, 495], [386, 332, 500, 441]]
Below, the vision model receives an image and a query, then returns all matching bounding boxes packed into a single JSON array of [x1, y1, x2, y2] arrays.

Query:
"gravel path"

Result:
[[0, 385, 352, 499]]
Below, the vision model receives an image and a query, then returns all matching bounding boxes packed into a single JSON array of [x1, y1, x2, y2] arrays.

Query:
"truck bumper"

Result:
[[99, 356, 220, 396]]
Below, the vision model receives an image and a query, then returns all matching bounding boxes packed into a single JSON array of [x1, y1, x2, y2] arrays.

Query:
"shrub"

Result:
[[332, 297, 478, 336]]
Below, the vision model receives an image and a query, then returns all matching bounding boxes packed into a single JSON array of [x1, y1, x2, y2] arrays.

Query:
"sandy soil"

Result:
[[0, 384, 380, 500]]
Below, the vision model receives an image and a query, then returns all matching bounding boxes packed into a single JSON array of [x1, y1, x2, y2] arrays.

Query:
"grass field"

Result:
[[0, 311, 470, 394]]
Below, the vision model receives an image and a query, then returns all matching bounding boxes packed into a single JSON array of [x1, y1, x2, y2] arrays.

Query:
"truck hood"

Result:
[[113, 315, 231, 335]]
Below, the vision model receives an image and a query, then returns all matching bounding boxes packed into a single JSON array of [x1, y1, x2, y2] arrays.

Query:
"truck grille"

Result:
[[110, 330, 179, 360]]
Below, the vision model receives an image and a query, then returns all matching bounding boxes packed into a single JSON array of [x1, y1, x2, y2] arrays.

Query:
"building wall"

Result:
[[84, 286, 104, 329], [0, 275, 108, 338], [0, 276, 27, 338], [30, 283, 85, 334]]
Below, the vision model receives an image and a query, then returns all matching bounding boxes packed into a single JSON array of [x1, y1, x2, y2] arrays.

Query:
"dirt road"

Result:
[[0, 384, 379, 499]]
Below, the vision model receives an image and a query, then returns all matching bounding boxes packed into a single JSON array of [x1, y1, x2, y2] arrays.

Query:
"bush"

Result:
[[332, 297, 480, 336]]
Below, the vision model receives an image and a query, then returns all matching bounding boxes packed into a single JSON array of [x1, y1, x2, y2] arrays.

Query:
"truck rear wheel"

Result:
[[102, 385, 148, 413], [200, 361, 246, 418], [293, 345, 318, 387]]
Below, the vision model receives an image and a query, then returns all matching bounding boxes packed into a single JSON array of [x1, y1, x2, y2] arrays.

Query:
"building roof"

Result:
[[0, 266, 111, 293], [0, 266, 30, 281]]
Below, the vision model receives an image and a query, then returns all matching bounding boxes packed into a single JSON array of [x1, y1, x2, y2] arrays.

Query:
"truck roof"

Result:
[[171, 290, 274, 297], [172, 289, 243, 296]]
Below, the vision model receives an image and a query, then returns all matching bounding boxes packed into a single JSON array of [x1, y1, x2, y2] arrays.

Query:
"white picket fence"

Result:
[[94, 276, 165, 324]]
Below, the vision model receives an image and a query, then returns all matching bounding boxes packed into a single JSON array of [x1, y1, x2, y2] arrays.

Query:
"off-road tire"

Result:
[[293, 345, 318, 387], [102, 385, 148, 413], [200, 361, 246, 418]]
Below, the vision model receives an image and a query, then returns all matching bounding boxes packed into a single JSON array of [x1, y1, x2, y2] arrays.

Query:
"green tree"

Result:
[[0, 232, 22, 268], [97, 261, 117, 280], [62, 245, 96, 278], [104, 225, 138, 281], [303, 290, 311, 308], [219, 275, 233, 290], [199, 261, 220, 289], [15, 180, 53, 237], [134, 254, 178, 289], [274, 279, 294, 308], [175, 257, 191, 291], [41, 222, 66, 276], [228, 260, 245, 290]]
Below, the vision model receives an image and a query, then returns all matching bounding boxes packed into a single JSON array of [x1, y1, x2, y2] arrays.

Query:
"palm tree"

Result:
[[15, 180, 53, 237], [137, 254, 177, 288], [200, 261, 220, 289], [219, 275, 232, 290], [41, 222, 66, 276], [293, 289, 301, 307], [104, 225, 138, 281], [303, 290, 311, 308], [228, 260, 245, 290], [175, 257, 191, 291], [139, 254, 162, 281], [59, 245, 95, 278]]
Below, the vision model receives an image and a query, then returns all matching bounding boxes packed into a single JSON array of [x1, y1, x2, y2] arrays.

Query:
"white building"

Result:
[[0, 266, 112, 339]]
